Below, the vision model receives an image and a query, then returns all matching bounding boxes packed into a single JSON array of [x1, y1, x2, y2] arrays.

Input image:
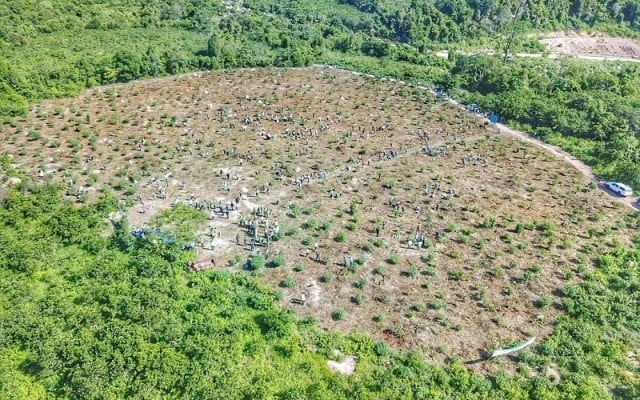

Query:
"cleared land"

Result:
[[540, 32, 640, 59], [1, 66, 635, 373]]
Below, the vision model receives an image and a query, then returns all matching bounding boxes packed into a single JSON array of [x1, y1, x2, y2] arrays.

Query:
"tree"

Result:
[[112, 51, 144, 82]]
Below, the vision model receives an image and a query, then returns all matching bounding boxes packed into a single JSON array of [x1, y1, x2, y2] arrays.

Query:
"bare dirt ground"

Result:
[[493, 122, 639, 210], [1, 66, 636, 375], [540, 32, 640, 60]]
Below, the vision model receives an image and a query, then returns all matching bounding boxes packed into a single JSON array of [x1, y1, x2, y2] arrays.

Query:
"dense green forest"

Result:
[[1, 1, 640, 398], [0, 183, 639, 398]]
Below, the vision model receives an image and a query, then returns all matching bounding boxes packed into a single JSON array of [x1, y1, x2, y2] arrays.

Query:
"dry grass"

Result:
[[1, 66, 634, 374]]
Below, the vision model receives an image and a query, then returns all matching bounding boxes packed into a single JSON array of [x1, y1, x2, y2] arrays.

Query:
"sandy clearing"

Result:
[[540, 32, 640, 59]]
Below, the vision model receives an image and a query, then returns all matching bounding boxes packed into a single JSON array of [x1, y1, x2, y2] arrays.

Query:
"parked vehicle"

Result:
[[605, 181, 633, 197]]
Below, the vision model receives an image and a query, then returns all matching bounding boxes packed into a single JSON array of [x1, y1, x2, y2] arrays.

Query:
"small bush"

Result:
[[27, 130, 41, 141], [430, 300, 444, 310], [321, 272, 334, 283], [387, 254, 400, 265], [404, 267, 418, 278], [482, 217, 496, 228], [302, 219, 317, 229], [248, 255, 265, 271], [411, 303, 426, 312], [376, 294, 390, 304], [269, 255, 285, 268], [353, 277, 368, 289], [448, 270, 464, 281], [280, 277, 295, 288], [373, 341, 388, 356], [534, 296, 551, 309], [332, 309, 346, 321], [352, 294, 365, 305]]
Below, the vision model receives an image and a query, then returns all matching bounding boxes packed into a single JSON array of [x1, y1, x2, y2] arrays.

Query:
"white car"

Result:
[[605, 181, 633, 197]]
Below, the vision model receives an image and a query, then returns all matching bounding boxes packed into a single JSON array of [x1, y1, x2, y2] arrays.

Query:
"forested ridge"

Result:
[[1, 1, 640, 398]]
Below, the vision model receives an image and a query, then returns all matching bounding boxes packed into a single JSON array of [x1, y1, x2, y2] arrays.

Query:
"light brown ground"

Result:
[[0, 67, 636, 375], [540, 32, 640, 59]]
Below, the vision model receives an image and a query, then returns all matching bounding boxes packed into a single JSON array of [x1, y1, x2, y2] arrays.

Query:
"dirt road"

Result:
[[316, 65, 638, 211], [435, 50, 640, 63], [494, 123, 639, 209], [448, 98, 639, 211]]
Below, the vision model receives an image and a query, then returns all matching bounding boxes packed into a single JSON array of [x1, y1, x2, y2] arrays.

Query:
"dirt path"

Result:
[[316, 65, 638, 211], [435, 50, 640, 63], [452, 102, 639, 211]]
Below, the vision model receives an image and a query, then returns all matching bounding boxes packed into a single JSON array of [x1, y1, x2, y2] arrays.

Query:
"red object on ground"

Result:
[[189, 258, 216, 272]]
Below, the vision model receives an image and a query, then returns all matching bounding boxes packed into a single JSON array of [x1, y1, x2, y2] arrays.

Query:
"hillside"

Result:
[[2, 0, 640, 188], [1, 66, 640, 399], [1, 1, 640, 399]]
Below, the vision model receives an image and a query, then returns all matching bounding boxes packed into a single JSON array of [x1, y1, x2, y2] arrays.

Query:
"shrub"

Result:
[[248, 255, 265, 270], [280, 277, 295, 288], [293, 263, 304, 272], [404, 267, 418, 278], [448, 270, 464, 281], [376, 294, 390, 304], [332, 309, 346, 321], [411, 303, 426, 312], [318, 221, 331, 232], [534, 296, 551, 309], [482, 217, 496, 228], [334, 232, 347, 242], [27, 130, 41, 141], [269, 255, 285, 268], [353, 277, 368, 289], [387, 254, 400, 265], [321, 272, 333, 283], [430, 300, 444, 310], [302, 219, 317, 229], [352, 294, 364, 305], [373, 341, 388, 356]]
